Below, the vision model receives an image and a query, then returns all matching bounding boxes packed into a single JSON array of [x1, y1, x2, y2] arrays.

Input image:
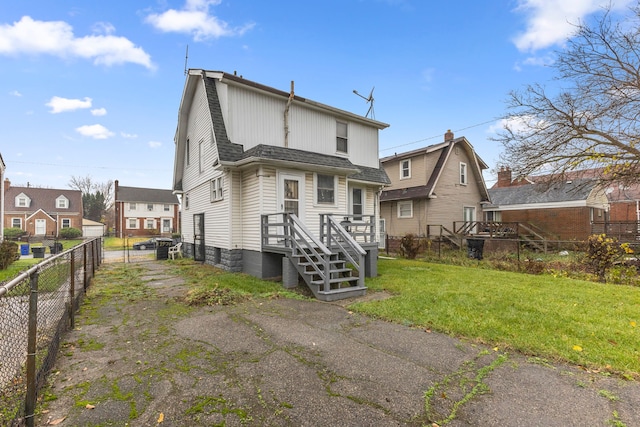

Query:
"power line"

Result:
[[379, 119, 497, 153], [8, 160, 167, 172]]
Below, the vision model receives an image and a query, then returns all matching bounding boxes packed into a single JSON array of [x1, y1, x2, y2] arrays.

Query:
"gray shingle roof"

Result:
[[116, 186, 179, 204], [488, 178, 597, 206], [203, 76, 244, 162]]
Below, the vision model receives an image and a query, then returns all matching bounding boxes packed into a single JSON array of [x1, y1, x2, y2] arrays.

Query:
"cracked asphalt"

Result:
[[37, 261, 640, 426]]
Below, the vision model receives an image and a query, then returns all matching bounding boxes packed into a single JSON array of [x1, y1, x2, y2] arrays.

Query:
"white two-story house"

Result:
[[172, 69, 390, 300]]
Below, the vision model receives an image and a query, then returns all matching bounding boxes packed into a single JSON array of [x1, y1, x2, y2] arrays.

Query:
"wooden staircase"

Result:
[[261, 213, 367, 302]]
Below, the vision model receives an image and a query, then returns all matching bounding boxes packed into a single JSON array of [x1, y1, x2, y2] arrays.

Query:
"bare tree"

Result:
[[68, 175, 114, 222], [494, 3, 640, 185]]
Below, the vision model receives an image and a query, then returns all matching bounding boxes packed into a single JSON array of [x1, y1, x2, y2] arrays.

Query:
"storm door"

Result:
[[278, 172, 305, 219], [193, 213, 205, 262]]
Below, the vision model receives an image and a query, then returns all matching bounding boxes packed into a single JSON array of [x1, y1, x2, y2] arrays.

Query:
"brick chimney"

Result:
[[496, 167, 513, 188], [444, 129, 454, 142], [4, 178, 10, 193]]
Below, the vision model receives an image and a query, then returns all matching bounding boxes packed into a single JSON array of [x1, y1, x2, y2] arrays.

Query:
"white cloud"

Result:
[[512, 0, 634, 52], [46, 96, 92, 113], [148, 141, 162, 148], [91, 107, 107, 116], [75, 124, 114, 139], [121, 132, 138, 139], [145, 0, 255, 41], [9, 90, 21, 97], [0, 16, 154, 69]]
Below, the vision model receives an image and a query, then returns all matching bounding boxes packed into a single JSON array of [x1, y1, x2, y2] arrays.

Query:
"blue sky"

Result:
[[0, 0, 635, 190]]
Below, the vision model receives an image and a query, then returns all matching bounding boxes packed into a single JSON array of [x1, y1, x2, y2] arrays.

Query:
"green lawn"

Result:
[[349, 258, 640, 379]]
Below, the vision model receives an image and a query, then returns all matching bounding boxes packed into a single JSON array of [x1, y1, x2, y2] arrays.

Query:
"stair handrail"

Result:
[[322, 215, 366, 287], [286, 213, 332, 292]]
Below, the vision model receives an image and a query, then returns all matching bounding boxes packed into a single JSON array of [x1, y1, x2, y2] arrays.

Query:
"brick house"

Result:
[[486, 168, 609, 240], [0, 153, 5, 241], [3, 179, 83, 237], [114, 180, 180, 238]]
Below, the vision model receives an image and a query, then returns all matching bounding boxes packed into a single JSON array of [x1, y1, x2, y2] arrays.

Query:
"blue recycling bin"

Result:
[[20, 244, 30, 256]]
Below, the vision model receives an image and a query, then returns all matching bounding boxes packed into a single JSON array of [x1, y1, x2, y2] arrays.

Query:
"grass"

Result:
[[0, 258, 41, 283], [349, 258, 640, 378]]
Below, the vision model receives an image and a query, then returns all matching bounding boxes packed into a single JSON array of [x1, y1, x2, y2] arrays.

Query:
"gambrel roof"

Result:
[[173, 69, 391, 192]]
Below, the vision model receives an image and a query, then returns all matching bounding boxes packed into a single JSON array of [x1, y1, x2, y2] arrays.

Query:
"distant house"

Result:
[[113, 180, 180, 238], [3, 179, 83, 237], [0, 154, 5, 241], [486, 167, 609, 240], [172, 69, 390, 301], [379, 130, 490, 241]]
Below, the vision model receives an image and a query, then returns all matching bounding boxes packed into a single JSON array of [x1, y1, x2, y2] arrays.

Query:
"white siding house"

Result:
[[173, 69, 390, 300]]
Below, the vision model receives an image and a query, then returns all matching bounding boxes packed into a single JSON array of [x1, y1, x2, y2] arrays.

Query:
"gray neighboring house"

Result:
[[114, 180, 180, 238]]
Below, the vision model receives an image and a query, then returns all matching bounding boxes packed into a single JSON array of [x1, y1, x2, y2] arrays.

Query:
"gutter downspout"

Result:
[[284, 81, 294, 148]]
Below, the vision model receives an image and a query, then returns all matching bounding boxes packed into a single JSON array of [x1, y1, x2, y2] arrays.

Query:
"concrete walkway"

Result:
[[37, 261, 640, 426]]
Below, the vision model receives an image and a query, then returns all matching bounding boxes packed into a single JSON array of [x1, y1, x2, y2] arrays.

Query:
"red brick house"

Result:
[[114, 180, 180, 238], [3, 179, 83, 237], [486, 168, 609, 240]]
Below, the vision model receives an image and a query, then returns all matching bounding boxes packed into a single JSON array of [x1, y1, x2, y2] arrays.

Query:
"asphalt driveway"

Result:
[[37, 261, 640, 426]]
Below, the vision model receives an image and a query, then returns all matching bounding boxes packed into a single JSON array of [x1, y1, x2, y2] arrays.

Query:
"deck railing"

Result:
[[320, 215, 366, 287]]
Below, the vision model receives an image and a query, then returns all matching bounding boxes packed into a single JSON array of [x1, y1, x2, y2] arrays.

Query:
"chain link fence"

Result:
[[0, 238, 101, 427]]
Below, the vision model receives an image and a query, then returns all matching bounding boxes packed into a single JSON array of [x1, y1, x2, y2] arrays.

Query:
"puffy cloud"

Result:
[[0, 16, 154, 69], [148, 141, 162, 148], [145, 0, 254, 41], [121, 132, 138, 139], [9, 90, 22, 97], [75, 124, 114, 139], [91, 107, 107, 116], [46, 96, 92, 113], [512, 0, 634, 52]]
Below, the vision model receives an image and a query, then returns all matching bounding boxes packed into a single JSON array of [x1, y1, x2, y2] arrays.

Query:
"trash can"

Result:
[[155, 238, 174, 260], [32, 246, 46, 259], [467, 238, 484, 260], [50, 242, 63, 254], [20, 244, 30, 256]]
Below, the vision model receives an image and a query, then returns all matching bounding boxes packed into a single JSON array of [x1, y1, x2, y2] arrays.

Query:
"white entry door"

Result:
[[277, 172, 305, 219], [35, 219, 46, 235], [463, 206, 476, 234]]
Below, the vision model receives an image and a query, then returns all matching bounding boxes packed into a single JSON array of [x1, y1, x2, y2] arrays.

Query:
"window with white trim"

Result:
[[210, 177, 224, 202], [400, 159, 411, 179], [397, 200, 413, 218], [164, 204, 170, 212], [11, 218, 21, 228], [147, 203, 154, 211], [336, 121, 348, 153], [61, 218, 71, 228], [127, 218, 138, 229], [56, 196, 68, 209], [146, 219, 155, 229], [185, 193, 189, 210], [460, 162, 468, 185], [315, 174, 335, 204], [16, 195, 29, 207], [129, 203, 136, 210]]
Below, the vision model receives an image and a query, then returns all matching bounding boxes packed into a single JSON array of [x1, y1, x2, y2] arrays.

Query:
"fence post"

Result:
[[70, 251, 76, 329], [83, 244, 88, 290], [25, 271, 39, 427]]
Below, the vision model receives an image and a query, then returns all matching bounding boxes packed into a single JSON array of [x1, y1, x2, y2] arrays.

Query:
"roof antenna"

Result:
[[353, 86, 375, 119], [183, 45, 189, 76]]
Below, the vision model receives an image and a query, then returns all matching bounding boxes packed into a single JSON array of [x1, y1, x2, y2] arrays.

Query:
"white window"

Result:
[[11, 218, 21, 228], [460, 162, 468, 185], [164, 204, 170, 212], [147, 203, 154, 211], [210, 177, 224, 202], [185, 193, 189, 210], [336, 121, 348, 153], [398, 200, 413, 218], [61, 218, 71, 228], [127, 218, 138, 229], [129, 203, 136, 210], [400, 159, 411, 179], [315, 174, 335, 205], [56, 196, 68, 209], [16, 195, 29, 207], [146, 219, 155, 229]]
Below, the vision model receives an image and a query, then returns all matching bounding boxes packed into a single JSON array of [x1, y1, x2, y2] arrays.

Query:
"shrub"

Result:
[[59, 227, 83, 239], [3, 227, 27, 240], [584, 234, 630, 282], [0, 240, 20, 270], [399, 233, 426, 259]]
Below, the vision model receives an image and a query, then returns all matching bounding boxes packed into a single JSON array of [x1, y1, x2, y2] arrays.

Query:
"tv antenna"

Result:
[[183, 45, 189, 76], [353, 86, 375, 119]]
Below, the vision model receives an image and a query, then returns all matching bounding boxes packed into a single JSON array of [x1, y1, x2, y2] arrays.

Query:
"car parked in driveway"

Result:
[[132, 237, 174, 250]]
